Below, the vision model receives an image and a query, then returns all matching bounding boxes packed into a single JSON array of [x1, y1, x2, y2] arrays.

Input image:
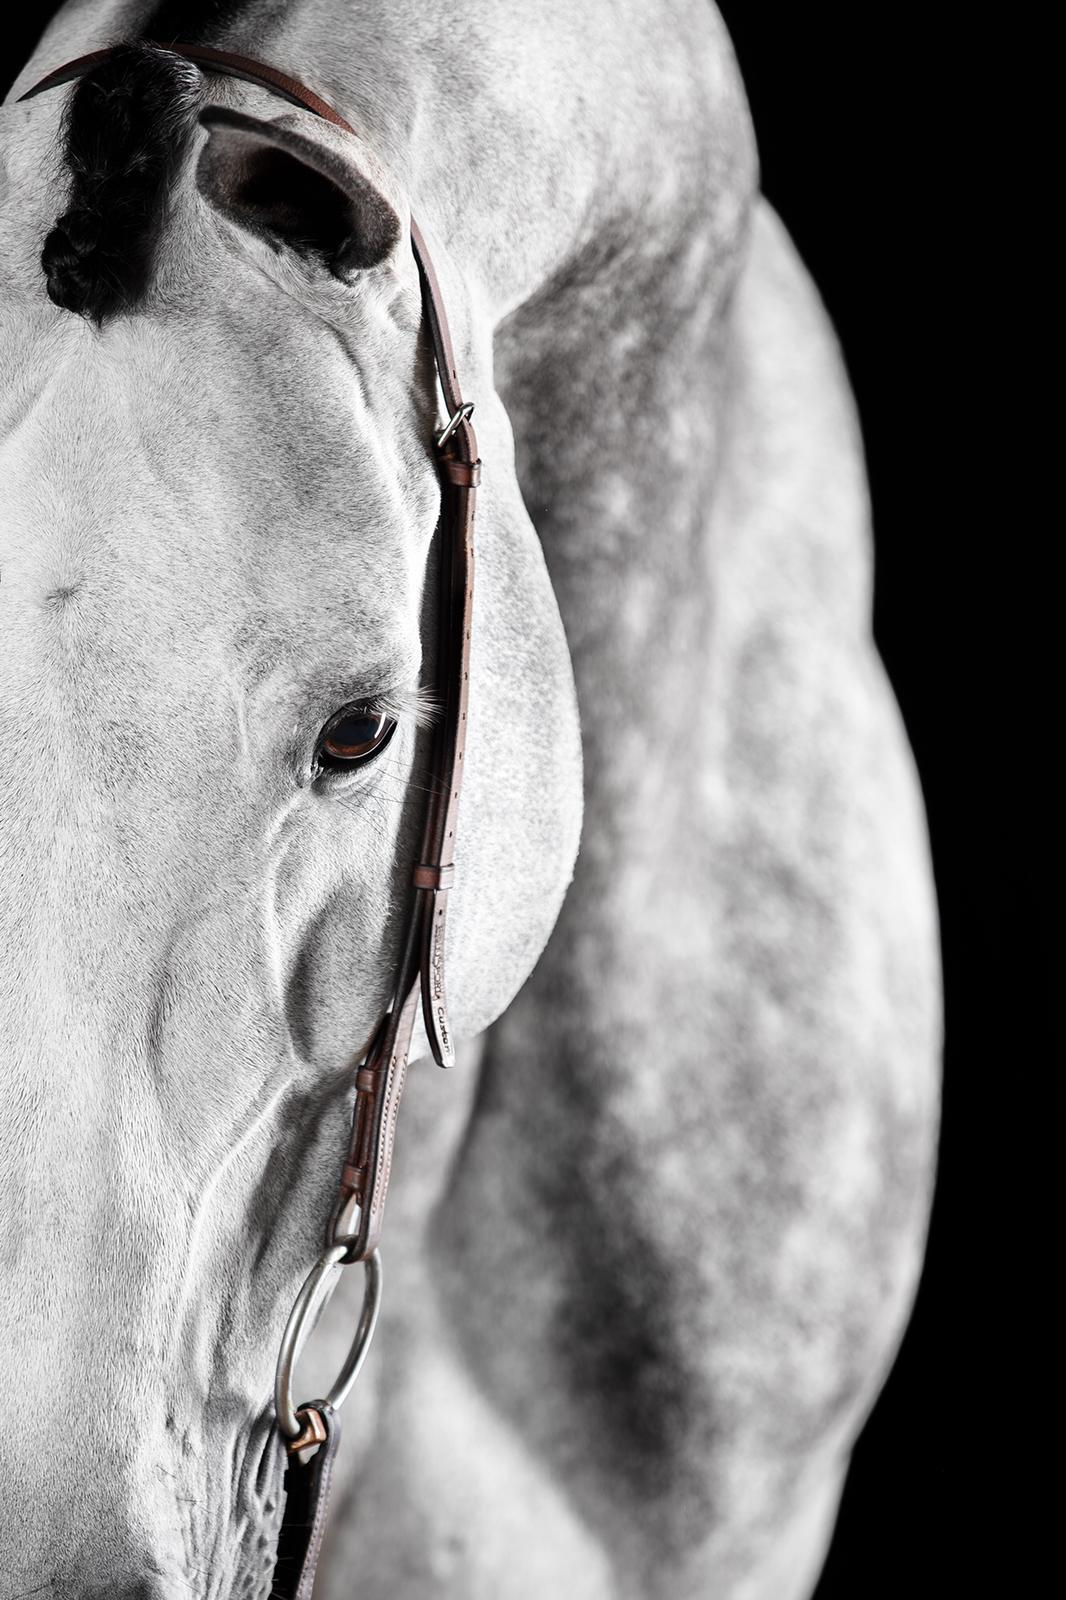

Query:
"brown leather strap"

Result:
[[20, 41, 368, 134]]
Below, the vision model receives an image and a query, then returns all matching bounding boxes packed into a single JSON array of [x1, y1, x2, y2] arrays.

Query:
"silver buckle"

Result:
[[436, 400, 475, 450]]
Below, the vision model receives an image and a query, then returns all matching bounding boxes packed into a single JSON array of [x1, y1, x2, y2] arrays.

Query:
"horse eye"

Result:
[[316, 708, 396, 771]]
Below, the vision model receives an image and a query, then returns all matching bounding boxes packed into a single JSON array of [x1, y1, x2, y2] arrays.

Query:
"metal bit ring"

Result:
[[274, 1244, 383, 1440]]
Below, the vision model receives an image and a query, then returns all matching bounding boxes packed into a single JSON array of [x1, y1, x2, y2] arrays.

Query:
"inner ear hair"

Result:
[[196, 106, 401, 275]]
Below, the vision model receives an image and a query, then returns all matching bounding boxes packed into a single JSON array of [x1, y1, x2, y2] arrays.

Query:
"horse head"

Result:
[[0, 42, 581, 1594]]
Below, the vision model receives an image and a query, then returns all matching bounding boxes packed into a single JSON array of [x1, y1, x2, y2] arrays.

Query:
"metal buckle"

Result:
[[436, 400, 475, 450], [274, 1244, 383, 1443]]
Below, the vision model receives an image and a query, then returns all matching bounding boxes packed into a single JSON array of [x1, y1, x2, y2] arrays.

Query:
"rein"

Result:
[[20, 43, 481, 1599]]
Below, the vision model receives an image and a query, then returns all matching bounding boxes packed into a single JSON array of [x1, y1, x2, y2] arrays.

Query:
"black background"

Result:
[[712, 11, 1048, 1596], [2, 7, 1045, 1596]]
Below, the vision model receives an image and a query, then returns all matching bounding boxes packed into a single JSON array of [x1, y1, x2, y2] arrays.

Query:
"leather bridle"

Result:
[[20, 42, 481, 1599]]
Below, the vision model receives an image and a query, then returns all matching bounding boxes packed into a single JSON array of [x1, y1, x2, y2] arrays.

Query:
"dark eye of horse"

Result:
[[316, 708, 396, 772]]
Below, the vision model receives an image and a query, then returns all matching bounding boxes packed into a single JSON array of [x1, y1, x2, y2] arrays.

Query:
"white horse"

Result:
[[0, 2, 940, 1596]]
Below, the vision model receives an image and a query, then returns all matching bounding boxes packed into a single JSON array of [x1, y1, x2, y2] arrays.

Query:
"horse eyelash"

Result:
[[368, 684, 441, 729]]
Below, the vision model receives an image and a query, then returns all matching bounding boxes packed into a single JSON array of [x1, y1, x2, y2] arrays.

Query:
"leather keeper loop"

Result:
[[439, 456, 482, 487], [413, 862, 455, 890]]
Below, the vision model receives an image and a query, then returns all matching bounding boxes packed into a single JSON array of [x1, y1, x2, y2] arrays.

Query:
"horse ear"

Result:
[[195, 106, 402, 277]]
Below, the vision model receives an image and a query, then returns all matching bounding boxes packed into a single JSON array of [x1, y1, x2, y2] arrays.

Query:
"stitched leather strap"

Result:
[[271, 1402, 343, 1600]]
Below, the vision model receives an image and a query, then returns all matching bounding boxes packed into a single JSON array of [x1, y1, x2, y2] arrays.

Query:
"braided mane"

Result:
[[41, 42, 204, 324]]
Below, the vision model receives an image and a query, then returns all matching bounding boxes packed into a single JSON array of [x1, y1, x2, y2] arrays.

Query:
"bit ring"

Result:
[[274, 1245, 383, 1439]]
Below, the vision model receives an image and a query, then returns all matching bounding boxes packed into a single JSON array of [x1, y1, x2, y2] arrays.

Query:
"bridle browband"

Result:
[[20, 42, 481, 1599]]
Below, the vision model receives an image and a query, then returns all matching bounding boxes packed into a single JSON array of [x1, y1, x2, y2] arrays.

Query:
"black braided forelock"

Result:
[[40, 42, 205, 324]]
